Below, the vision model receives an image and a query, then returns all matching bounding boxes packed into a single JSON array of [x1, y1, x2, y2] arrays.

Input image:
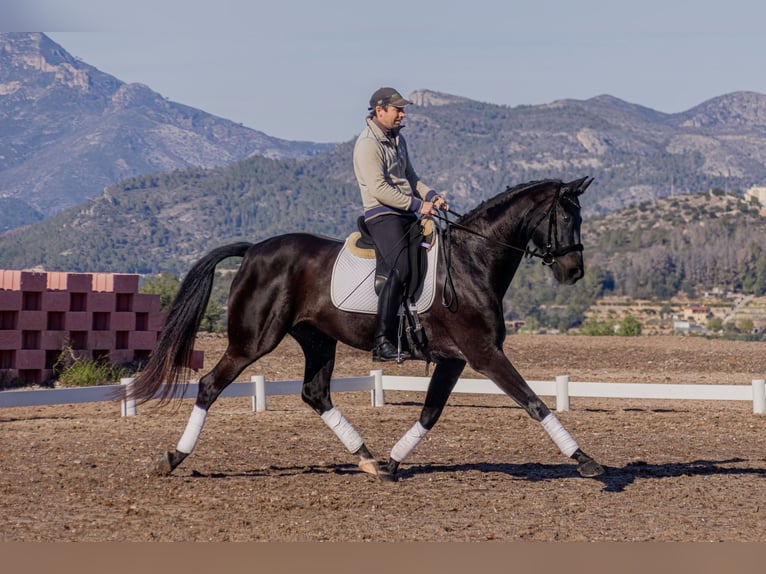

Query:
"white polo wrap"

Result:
[[541, 413, 579, 457], [320, 407, 364, 453], [177, 404, 208, 454], [390, 421, 429, 462]]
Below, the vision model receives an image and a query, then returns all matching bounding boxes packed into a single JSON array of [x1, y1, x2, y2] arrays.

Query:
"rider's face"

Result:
[[376, 105, 406, 130]]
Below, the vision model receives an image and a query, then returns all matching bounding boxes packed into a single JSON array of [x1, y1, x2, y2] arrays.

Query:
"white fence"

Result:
[[1, 372, 765, 415]]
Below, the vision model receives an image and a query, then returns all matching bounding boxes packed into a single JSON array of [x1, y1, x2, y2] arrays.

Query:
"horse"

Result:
[[125, 176, 604, 481]]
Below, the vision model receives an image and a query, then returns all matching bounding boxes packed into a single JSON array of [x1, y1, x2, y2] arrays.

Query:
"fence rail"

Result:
[[2, 372, 765, 415]]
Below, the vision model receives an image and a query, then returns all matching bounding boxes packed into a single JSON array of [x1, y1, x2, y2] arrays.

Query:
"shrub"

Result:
[[580, 318, 616, 336], [0, 370, 23, 391], [618, 315, 643, 337], [54, 348, 131, 387]]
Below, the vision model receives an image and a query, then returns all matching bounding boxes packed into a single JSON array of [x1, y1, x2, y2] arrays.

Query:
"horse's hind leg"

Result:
[[155, 351, 254, 475], [291, 323, 379, 476]]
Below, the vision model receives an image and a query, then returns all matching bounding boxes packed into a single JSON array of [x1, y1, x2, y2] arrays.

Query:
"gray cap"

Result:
[[369, 87, 411, 110]]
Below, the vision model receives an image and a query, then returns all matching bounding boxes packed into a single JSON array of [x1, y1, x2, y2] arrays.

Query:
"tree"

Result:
[[618, 315, 642, 337], [200, 299, 226, 333], [706, 316, 723, 332], [580, 318, 616, 336], [140, 272, 180, 312], [737, 317, 754, 334]]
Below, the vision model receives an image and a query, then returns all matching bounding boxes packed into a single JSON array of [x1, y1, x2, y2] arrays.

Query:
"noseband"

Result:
[[530, 184, 584, 266]]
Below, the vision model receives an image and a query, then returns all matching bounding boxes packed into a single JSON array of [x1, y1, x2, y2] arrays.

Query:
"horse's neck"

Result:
[[475, 187, 549, 250], [463, 187, 552, 295]]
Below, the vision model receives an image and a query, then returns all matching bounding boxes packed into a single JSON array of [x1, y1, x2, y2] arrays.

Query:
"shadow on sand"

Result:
[[187, 457, 766, 493]]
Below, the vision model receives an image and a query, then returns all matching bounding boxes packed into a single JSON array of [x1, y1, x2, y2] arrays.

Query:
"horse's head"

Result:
[[529, 176, 592, 285]]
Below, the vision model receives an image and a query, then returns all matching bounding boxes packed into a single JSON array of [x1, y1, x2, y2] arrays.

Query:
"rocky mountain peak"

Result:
[[0, 32, 334, 228], [1, 32, 97, 91], [678, 91, 766, 129], [408, 89, 474, 107]]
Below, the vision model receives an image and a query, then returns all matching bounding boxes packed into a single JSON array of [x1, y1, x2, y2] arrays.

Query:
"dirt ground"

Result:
[[1, 334, 766, 542]]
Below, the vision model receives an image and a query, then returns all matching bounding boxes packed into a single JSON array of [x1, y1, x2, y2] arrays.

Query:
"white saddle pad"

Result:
[[330, 234, 439, 314]]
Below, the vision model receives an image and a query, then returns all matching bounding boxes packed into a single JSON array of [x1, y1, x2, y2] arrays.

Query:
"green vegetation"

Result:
[[139, 270, 233, 333], [501, 189, 766, 333], [579, 318, 616, 336], [0, 370, 22, 391], [139, 272, 180, 312], [53, 348, 131, 387], [618, 315, 643, 336]]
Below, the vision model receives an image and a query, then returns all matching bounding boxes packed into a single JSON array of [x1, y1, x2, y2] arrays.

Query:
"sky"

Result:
[[3, 0, 766, 143]]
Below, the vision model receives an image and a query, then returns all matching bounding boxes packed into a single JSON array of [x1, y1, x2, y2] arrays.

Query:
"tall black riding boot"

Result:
[[372, 272, 410, 362]]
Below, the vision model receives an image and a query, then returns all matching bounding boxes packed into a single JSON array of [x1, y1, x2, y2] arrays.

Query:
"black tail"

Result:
[[125, 242, 252, 404]]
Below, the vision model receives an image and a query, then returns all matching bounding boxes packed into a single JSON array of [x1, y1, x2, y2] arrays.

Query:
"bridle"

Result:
[[432, 180, 586, 311], [526, 183, 584, 266], [434, 181, 584, 267]]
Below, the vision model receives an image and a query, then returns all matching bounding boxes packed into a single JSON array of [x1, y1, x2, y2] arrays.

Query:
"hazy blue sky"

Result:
[[5, 0, 766, 142]]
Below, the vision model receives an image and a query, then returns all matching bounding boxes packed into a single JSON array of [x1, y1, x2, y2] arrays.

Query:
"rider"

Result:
[[353, 87, 448, 362]]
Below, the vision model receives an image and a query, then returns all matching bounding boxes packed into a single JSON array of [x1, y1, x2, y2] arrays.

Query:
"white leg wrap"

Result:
[[390, 421, 429, 463], [541, 413, 579, 457], [176, 405, 208, 454], [320, 408, 364, 453]]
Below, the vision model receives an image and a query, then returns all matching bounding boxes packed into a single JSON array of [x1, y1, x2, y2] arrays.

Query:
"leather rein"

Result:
[[432, 183, 584, 311]]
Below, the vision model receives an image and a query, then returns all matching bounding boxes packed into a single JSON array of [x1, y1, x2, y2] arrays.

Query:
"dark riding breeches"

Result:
[[366, 213, 420, 349], [365, 213, 419, 289]]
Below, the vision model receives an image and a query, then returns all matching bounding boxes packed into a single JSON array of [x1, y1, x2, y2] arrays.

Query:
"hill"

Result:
[[3, 34, 766, 291], [0, 33, 333, 232], [502, 190, 766, 333]]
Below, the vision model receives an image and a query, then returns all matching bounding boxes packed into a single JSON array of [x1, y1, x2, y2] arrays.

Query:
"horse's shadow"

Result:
[[394, 457, 766, 492], [189, 457, 766, 493]]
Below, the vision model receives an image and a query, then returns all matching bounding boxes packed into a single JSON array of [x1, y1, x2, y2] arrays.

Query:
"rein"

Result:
[[432, 182, 584, 311], [433, 184, 583, 266]]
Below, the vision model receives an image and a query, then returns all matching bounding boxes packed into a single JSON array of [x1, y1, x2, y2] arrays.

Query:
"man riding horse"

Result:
[[353, 87, 448, 363]]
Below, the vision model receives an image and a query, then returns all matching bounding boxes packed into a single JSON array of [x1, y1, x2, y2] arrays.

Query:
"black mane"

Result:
[[459, 179, 562, 226]]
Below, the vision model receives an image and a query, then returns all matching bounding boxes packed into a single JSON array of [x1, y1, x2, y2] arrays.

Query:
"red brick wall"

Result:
[[0, 270, 203, 385]]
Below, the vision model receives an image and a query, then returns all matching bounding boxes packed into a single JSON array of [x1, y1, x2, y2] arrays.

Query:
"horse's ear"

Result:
[[569, 176, 593, 196]]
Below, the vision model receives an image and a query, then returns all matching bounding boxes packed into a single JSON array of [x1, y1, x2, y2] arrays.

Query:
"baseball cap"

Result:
[[369, 87, 411, 110]]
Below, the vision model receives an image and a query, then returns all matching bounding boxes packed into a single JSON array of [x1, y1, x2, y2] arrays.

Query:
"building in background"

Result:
[[0, 270, 203, 385]]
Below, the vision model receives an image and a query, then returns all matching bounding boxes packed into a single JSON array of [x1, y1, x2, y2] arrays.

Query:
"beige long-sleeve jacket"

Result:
[[353, 118, 437, 221]]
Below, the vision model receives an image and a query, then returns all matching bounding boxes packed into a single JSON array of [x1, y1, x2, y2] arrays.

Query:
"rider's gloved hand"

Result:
[[433, 196, 449, 212]]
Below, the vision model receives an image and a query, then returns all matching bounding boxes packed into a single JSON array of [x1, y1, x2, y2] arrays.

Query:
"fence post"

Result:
[[555, 375, 570, 412], [371, 369, 385, 406], [252, 375, 266, 412], [753, 379, 766, 414], [121, 377, 136, 417]]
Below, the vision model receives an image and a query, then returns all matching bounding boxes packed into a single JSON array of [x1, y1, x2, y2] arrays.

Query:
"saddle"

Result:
[[333, 216, 438, 365], [350, 215, 436, 299]]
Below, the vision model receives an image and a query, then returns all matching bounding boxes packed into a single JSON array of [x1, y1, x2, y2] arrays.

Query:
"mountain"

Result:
[[400, 90, 766, 214], [301, 88, 766, 215], [0, 33, 333, 231], [2, 33, 766, 276]]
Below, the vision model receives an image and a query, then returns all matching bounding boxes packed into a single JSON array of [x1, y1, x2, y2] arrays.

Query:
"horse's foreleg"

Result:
[[472, 349, 604, 478], [292, 324, 379, 476], [379, 358, 466, 482]]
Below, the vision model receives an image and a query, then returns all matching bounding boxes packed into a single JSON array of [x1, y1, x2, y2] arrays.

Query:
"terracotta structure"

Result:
[[0, 270, 203, 384]]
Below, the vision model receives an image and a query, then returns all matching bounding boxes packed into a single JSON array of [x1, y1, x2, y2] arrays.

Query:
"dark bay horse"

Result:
[[126, 177, 604, 481]]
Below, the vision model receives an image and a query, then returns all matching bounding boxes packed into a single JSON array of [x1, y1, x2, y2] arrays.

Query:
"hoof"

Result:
[[377, 459, 399, 482], [358, 457, 379, 476], [572, 448, 604, 478], [577, 459, 605, 478], [378, 468, 397, 483], [154, 451, 174, 476]]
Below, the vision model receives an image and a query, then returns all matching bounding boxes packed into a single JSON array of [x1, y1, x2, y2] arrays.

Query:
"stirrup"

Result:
[[372, 341, 410, 363]]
